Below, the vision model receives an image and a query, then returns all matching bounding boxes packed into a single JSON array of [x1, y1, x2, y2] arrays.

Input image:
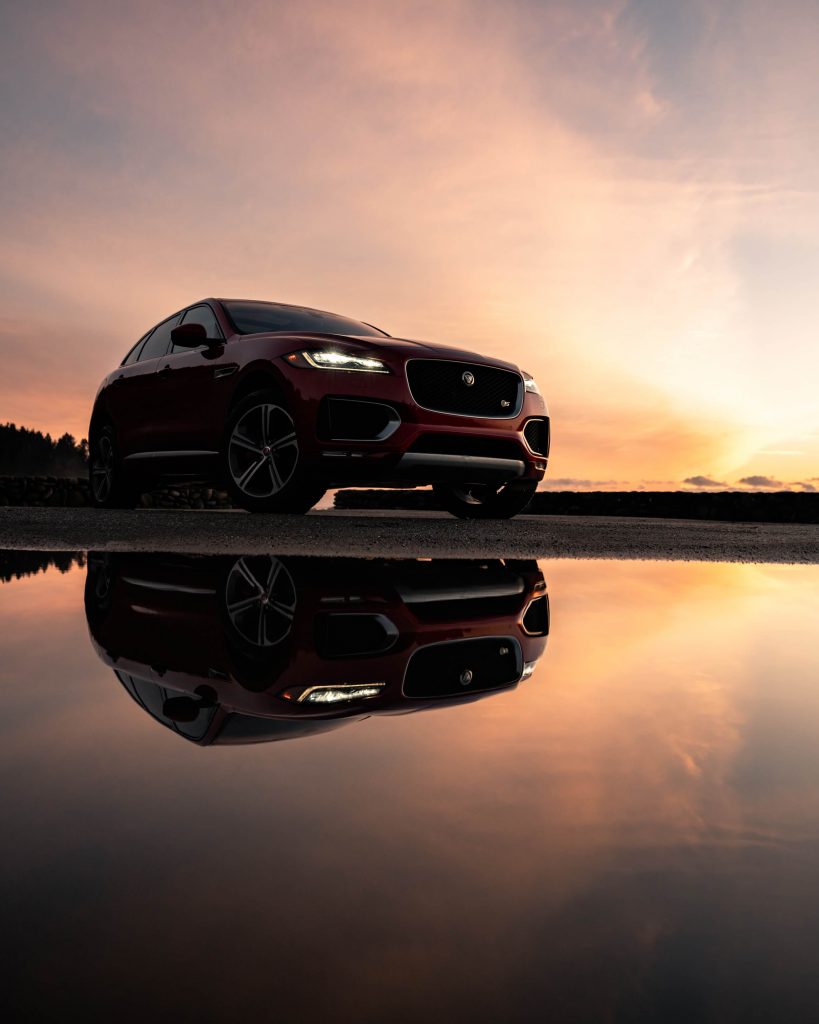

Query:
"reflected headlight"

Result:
[[286, 683, 386, 704], [522, 373, 540, 395], [285, 350, 390, 373], [520, 660, 539, 680]]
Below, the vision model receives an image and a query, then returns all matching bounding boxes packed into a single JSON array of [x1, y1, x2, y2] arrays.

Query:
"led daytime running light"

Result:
[[302, 350, 389, 373], [297, 683, 385, 704]]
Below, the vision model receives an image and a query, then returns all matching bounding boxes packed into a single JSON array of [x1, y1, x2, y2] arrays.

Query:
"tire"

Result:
[[219, 555, 298, 691], [433, 479, 538, 520], [223, 390, 325, 514], [83, 552, 116, 631], [89, 425, 137, 508]]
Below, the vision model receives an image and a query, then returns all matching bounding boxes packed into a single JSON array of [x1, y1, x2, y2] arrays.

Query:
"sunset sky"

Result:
[[1, 0, 817, 490]]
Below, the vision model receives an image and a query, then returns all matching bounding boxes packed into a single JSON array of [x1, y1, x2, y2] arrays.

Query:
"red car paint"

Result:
[[89, 299, 549, 507], [85, 553, 549, 746]]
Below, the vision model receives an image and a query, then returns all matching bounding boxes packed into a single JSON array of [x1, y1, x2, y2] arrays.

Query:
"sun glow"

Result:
[[0, 1, 815, 488]]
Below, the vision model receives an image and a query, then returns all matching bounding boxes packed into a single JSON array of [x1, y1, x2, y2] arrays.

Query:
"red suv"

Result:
[[89, 299, 550, 518]]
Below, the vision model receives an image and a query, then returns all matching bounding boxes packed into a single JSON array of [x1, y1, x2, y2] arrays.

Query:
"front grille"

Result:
[[408, 433, 523, 461], [403, 637, 522, 698], [407, 360, 522, 418], [523, 418, 550, 457]]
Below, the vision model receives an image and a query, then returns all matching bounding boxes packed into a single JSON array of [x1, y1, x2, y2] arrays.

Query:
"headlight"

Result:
[[284, 350, 390, 373], [522, 373, 540, 395], [284, 683, 386, 704]]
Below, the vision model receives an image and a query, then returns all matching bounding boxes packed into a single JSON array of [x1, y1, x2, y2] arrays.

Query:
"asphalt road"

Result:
[[0, 507, 816, 562]]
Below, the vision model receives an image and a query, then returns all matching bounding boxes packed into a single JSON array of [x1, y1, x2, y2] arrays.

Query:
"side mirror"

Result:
[[170, 322, 219, 348], [162, 696, 201, 723]]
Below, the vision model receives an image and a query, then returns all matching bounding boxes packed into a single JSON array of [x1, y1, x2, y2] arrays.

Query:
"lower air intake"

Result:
[[523, 418, 550, 457], [318, 398, 399, 441]]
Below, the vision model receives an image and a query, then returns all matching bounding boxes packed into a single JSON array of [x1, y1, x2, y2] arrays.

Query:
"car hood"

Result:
[[255, 331, 523, 373]]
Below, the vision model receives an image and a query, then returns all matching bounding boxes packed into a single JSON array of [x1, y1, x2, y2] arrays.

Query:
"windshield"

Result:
[[223, 300, 389, 338]]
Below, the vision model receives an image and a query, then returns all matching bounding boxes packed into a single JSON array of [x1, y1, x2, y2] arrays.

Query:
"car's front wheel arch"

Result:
[[88, 422, 138, 509], [222, 388, 324, 514], [227, 363, 290, 416]]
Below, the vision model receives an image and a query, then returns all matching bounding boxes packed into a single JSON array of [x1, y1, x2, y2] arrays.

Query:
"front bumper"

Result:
[[394, 451, 525, 482], [281, 357, 549, 486]]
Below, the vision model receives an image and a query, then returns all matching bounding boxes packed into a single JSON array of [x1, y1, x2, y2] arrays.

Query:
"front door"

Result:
[[151, 304, 233, 464], [112, 315, 180, 457]]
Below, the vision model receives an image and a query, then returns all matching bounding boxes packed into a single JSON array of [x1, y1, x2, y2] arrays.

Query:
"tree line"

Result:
[[0, 422, 89, 477]]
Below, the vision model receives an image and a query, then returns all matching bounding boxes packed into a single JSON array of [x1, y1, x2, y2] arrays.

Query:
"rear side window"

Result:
[[122, 333, 150, 365], [138, 315, 182, 362]]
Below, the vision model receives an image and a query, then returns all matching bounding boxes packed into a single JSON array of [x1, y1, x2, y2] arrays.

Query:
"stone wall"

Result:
[[0, 476, 233, 509], [334, 488, 819, 524]]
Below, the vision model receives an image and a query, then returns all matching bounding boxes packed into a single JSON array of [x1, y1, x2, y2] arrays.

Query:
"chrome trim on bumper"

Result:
[[396, 452, 525, 478]]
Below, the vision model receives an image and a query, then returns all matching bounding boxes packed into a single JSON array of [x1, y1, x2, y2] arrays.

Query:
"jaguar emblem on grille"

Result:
[[462, 371, 475, 387], [460, 668, 474, 686]]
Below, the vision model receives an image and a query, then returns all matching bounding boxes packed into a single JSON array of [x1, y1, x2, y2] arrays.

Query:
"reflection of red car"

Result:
[[85, 553, 549, 746], [88, 298, 549, 518]]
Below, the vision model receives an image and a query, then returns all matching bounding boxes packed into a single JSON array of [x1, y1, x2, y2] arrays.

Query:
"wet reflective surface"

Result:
[[2, 552, 819, 1022]]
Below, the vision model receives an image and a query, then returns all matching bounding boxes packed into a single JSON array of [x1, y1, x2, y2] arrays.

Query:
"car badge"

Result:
[[500, 399, 510, 408], [460, 668, 474, 686], [462, 371, 475, 387]]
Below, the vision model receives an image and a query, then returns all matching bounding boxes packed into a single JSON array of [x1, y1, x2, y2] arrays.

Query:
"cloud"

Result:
[[540, 478, 623, 490], [683, 475, 727, 488], [738, 475, 784, 489], [794, 481, 816, 492], [1, 0, 818, 483]]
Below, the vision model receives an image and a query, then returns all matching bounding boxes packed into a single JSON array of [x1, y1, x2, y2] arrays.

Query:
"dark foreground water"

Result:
[[2, 551, 818, 1022]]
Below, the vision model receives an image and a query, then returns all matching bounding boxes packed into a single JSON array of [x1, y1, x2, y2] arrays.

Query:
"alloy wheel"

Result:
[[224, 556, 296, 647], [450, 483, 497, 506], [90, 434, 115, 503], [228, 403, 298, 498]]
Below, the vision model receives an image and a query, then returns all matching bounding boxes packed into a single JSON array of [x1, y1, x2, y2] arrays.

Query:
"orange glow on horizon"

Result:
[[0, 1, 816, 489]]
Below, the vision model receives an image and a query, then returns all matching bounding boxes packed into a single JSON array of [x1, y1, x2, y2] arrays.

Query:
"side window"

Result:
[[171, 305, 223, 354], [122, 332, 150, 365], [115, 672, 215, 742], [138, 315, 182, 362]]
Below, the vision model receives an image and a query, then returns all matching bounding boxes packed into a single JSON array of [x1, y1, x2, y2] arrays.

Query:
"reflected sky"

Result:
[[2, 554, 819, 1021]]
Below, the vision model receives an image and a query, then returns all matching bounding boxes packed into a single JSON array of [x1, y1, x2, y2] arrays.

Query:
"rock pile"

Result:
[[137, 486, 232, 509], [334, 488, 819, 524], [0, 476, 234, 509], [0, 476, 91, 507]]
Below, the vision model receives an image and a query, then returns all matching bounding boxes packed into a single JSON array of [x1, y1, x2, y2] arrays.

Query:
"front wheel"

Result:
[[89, 425, 137, 508], [433, 479, 538, 520], [223, 391, 325, 514]]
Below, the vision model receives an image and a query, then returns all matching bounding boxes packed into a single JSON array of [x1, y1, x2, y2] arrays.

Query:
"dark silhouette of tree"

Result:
[[0, 422, 89, 476], [0, 551, 84, 584]]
